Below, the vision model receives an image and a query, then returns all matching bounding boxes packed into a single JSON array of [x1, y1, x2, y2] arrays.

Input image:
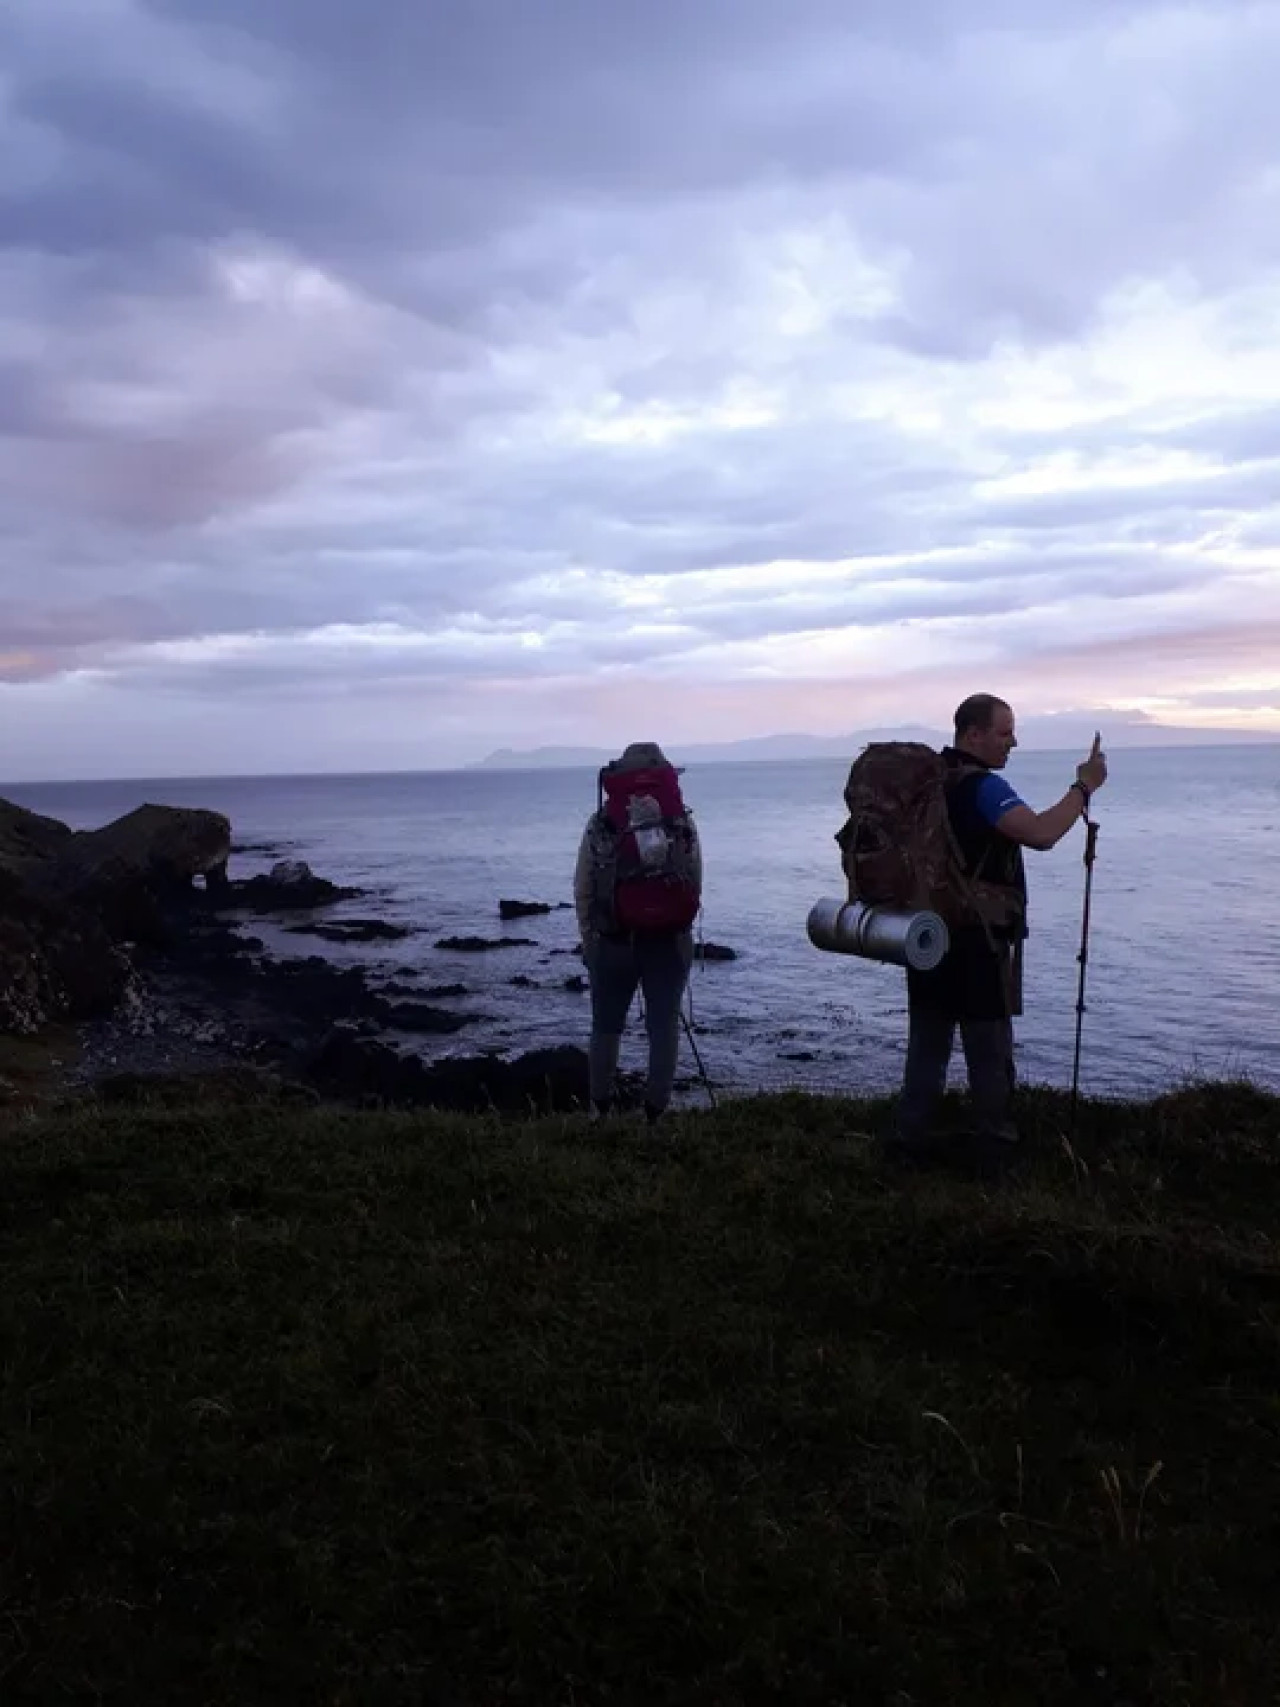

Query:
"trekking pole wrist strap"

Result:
[[1070, 779, 1090, 808]]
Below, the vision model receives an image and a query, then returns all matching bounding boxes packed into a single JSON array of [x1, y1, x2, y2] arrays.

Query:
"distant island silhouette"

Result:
[[472, 713, 1278, 769]]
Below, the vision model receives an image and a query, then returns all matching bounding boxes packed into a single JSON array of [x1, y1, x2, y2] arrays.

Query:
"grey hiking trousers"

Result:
[[586, 931, 694, 1114], [898, 1003, 1017, 1143]]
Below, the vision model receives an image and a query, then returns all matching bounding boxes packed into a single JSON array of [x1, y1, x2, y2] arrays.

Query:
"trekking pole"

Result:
[[681, 1004, 718, 1110], [684, 924, 717, 1109], [637, 983, 718, 1111], [1068, 813, 1100, 1138]]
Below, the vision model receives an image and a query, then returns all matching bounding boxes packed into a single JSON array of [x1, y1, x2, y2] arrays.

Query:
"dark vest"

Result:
[[941, 747, 1027, 921]]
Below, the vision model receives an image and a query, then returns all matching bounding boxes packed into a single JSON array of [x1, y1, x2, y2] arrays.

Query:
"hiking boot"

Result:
[[965, 1126, 1027, 1182], [643, 1101, 664, 1127], [880, 1129, 951, 1172], [588, 1096, 615, 1123], [978, 1120, 1021, 1146]]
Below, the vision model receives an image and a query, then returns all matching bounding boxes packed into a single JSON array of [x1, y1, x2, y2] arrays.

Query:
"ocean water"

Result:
[[7, 747, 1280, 1100]]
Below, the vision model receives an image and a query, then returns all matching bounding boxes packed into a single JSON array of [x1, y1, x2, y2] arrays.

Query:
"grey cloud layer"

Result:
[[8, 0, 1275, 330], [2, 0, 1279, 756]]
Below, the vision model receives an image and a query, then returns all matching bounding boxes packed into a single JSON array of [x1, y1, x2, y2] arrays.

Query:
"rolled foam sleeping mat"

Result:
[[806, 897, 949, 972]]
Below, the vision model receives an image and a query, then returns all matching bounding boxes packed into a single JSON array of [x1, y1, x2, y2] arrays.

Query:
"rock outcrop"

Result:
[[0, 798, 74, 864], [0, 866, 131, 1033], [499, 899, 553, 920], [0, 797, 230, 1034], [285, 919, 411, 944], [220, 859, 361, 912], [60, 803, 232, 891], [307, 1032, 592, 1114], [436, 935, 538, 952], [2, 795, 609, 1119]]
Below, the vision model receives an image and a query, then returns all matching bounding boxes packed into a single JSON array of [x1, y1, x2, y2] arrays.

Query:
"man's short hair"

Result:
[[953, 694, 1011, 738]]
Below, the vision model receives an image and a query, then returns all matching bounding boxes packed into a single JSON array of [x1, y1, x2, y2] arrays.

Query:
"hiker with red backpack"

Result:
[[837, 695, 1107, 1173], [574, 742, 703, 1126]]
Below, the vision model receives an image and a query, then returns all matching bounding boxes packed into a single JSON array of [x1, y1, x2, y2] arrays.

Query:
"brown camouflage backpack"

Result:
[[835, 741, 1022, 933]]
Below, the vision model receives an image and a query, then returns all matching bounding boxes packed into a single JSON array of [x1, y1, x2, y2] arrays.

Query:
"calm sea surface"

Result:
[[7, 747, 1279, 1100]]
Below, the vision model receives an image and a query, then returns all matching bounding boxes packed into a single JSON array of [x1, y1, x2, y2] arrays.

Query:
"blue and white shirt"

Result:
[[972, 774, 1026, 828]]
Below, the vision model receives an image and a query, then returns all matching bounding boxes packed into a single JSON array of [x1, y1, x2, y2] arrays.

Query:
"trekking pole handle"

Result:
[[1075, 817, 1099, 989]]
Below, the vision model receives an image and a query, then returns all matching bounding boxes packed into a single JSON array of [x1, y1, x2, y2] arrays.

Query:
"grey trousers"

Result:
[[898, 1003, 1017, 1142], [587, 932, 693, 1113]]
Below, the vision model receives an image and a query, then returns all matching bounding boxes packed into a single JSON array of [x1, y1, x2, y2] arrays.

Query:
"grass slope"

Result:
[[2, 1083, 1279, 1704]]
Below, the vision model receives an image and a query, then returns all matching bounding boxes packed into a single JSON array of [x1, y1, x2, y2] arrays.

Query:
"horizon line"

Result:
[[4, 735, 1278, 790]]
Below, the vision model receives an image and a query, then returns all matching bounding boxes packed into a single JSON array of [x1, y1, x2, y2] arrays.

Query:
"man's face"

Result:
[[970, 705, 1018, 769]]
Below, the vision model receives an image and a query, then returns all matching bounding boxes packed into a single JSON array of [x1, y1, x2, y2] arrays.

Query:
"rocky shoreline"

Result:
[[1, 796, 738, 1115]]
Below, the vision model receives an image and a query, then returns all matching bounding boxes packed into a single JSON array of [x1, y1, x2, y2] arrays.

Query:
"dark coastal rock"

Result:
[[382, 1002, 474, 1035], [61, 803, 233, 893], [436, 935, 538, 952], [0, 877, 132, 1034], [239, 956, 378, 1029], [165, 914, 263, 970], [498, 899, 553, 920], [23, 803, 234, 949], [562, 975, 587, 994], [151, 942, 367, 1035], [307, 1030, 590, 1114], [254, 958, 469, 1034], [379, 978, 470, 1000], [222, 859, 363, 913], [2, 793, 517, 1103], [148, 924, 479, 1049], [779, 1050, 817, 1063], [696, 942, 738, 962], [509, 975, 538, 989], [3, 793, 594, 1106], [271, 859, 312, 885], [1, 798, 233, 1034], [0, 798, 73, 864], [285, 918, 412, 944]]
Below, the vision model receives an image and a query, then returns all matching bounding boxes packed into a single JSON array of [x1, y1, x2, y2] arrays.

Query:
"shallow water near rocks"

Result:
[[8, 745, 1279, 1100]]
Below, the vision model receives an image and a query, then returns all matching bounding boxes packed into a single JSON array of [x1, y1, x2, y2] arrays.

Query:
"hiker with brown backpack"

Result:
[[836, 694, 1107, 1172], [574, 742, 703, 1126]]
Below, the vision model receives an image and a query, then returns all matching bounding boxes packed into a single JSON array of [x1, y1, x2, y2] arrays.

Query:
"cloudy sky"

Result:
[[2, 0, 1280, 779]]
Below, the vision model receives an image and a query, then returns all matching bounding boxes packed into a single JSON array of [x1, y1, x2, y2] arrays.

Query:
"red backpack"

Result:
[[595, 763, 701, 935]]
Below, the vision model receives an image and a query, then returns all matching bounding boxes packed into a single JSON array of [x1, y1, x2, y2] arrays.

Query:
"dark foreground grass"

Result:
[[2, 1082, 1279, 1705]]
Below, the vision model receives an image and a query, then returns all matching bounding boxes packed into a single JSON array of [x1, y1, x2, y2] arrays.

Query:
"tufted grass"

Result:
[[2, 1080, 1279, 1704]]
